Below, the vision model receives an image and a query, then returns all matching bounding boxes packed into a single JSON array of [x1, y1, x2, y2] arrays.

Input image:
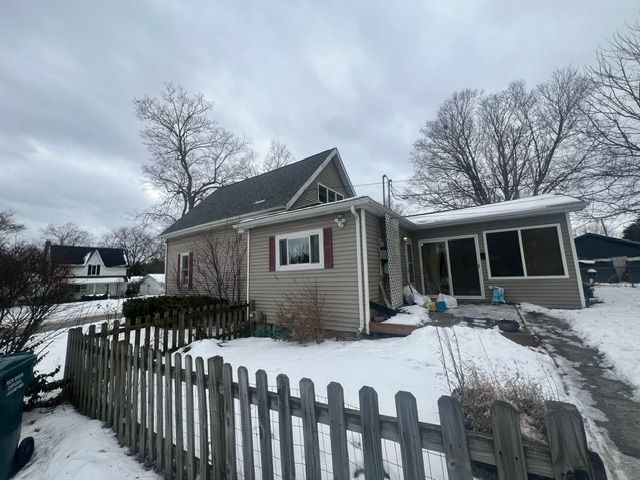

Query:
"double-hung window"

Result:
[[87, 264, 101, 276], [318, 184, 344, 204], [484, 225, 567, 278], [276, 229, 323, 271]]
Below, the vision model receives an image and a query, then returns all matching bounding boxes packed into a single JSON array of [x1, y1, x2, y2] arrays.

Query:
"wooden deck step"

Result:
[[369, 322, 421, 336]]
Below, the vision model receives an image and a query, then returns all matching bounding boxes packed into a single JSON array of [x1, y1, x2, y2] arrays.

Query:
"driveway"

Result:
[[524, 310, 640, 480]]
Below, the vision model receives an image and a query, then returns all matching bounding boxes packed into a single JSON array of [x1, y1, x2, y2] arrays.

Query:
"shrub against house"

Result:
[[161, 148, 588, 335]]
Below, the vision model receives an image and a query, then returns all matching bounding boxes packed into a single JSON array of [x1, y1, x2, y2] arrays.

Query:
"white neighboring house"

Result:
[[138, 274, 165, 295], [47, 244, 129, 299]]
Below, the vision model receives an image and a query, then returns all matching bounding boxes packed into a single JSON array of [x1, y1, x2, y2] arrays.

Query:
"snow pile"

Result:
[[383, 304, 430, 326], [179, 324, 563, 422], [14, 406, 159, 480], [523, 284, 640, 396]]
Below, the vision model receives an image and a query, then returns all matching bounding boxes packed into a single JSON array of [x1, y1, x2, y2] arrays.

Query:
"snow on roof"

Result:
[[144, 273, 166, 284], [409, 194, 587, 228]]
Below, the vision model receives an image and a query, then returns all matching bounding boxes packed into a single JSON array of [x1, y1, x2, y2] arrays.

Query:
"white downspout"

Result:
[[360, 209, 370, 334], [350, 206, 365, 334]]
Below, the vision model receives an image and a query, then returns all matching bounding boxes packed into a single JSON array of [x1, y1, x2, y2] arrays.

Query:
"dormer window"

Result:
[[88, 264, 101, 276], [318, 184, 344, 204]]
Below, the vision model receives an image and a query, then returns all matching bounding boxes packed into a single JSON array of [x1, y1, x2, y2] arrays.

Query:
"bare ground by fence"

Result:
[[63, 305, 601, 480]]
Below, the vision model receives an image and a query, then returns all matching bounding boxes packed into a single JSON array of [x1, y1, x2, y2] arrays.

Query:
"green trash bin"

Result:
[[0, 351, 36, 480]]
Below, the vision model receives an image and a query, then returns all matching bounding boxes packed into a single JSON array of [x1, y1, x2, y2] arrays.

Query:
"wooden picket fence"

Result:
[[63, 323, 600, 480], [116, 303, 252, 353]]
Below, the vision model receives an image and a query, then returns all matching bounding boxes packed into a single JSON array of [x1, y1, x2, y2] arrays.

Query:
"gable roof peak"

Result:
[[161, 147, 351, 237]]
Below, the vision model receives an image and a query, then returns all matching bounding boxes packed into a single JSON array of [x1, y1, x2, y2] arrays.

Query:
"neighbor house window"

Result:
[[484, 225, 567, 278], [276, 229, 323, 271], [318, 184, 344, 204], [180, 253, 191, 287], [87, 265, 101, 276]]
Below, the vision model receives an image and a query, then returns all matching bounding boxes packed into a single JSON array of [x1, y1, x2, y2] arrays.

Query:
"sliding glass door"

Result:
[[420, 236, 483, 298], [420, 241, 450, 295]]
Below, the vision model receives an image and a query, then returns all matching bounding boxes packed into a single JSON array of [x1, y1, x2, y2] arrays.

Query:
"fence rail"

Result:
[[63, 316, 600, 480]]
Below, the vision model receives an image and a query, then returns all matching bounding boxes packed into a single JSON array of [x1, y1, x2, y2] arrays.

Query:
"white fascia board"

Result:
[[238, 196, 413, 231]]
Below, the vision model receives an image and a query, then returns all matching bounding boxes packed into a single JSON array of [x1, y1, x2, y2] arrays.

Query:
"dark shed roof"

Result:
[[162, 148, 336, 235], [575, 233, 640, 259], [49, 245, 129, 267]]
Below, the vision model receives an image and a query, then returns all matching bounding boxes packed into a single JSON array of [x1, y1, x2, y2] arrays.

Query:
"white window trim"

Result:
[[317, 183, 344, 204], [417, 234, 485, 300], [482, 223, 569, 280], [179, 252, 191, 287], [275, 228, 324, 272]]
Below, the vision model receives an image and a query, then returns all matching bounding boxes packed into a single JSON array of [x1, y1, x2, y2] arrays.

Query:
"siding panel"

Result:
[[166, 227, 247, 302], [249, 212, 361, 333]]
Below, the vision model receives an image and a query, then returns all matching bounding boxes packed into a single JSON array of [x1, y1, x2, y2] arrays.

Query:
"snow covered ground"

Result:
[[522, 284, 640, 397], [14, 322, 159, 480], [14, 406, 159, 480], [179, 324, 564, 422], [44, 297, 125, 324]]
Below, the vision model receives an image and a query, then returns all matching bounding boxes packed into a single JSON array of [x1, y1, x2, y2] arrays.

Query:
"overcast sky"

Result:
[[1, 1, 638, 240]]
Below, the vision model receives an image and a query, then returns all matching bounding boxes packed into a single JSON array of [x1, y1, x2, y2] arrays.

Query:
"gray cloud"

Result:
[[1, 0, 638, 239]]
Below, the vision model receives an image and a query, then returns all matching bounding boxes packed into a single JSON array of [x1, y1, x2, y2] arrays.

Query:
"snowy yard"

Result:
[[523, 284, 640, 397], [22, 286, 640, 479], [14, 407, 159, 480], [179, 324, 563, 422]]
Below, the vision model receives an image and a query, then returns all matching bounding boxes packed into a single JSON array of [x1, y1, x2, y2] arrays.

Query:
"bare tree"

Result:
[[0, 210, 25, 245], [183, 230, 245, 304], [102, 224, 163, 275], [135, 83, 253, 225], [41, 222, 95, 246], [586, 22, 640, 216], [622, 216, 640, 242], [406, 68, 594, 209], [0, 242, 70, 354], [251, 140, 294, 176]]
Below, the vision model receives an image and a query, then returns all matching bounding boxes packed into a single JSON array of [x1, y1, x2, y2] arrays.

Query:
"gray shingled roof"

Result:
[[162, 148, 336, 235]]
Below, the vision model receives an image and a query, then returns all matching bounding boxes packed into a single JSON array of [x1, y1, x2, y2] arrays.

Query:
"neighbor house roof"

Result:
[[408, 193, 588, 229], [49, 245, 129, 268], [162, 148, 354, 237], [575, 233, 640, 259]]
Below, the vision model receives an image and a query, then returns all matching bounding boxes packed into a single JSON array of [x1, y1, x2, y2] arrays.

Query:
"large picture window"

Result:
[[276, 229, 323, 271], [484, 225, 567, 278]]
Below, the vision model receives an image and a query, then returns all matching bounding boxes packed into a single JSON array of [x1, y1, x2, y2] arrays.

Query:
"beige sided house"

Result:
[[161, 148, 588, 335]]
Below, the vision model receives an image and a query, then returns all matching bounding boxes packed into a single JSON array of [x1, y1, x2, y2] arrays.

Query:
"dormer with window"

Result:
[[318, 184, 344, 204]]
